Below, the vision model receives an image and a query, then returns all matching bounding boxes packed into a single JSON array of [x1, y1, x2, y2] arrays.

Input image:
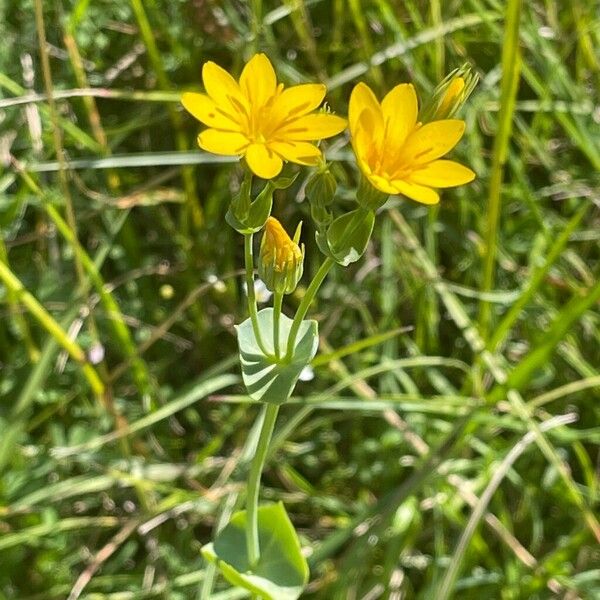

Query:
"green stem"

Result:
[[244, 233, 270, 356], [478, 0, 522, 339], [250, 0, 263, 53], [246, 403, 280, 567], [273, 291, 283, 358], [285, 206, 370, 359], [129, 0, 201, 229], [285, 257, 334, 359]]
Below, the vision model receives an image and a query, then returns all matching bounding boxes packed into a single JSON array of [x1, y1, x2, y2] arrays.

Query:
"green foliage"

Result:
[[237, 309, 318, 405], [227, 174, 298, 234], [202, 502, 309, 600], [0, 0, 599, 599], [320, 208, 375, 265]]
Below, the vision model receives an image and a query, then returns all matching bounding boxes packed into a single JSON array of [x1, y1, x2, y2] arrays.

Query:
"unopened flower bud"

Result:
[[306, 168, 337, 208], [258, 217, 305, 295], [421, 64, 479, 122]]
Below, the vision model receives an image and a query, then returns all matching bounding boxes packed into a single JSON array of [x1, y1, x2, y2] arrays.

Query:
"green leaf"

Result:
[[226, 188, 273, 235], [247, 184, 275, 229], [271, 171, 299, 189], [327, 209, 375, 266], [236, 308, 318, 405], [202, 502, 309, 600], [315, 227, 333, 258]]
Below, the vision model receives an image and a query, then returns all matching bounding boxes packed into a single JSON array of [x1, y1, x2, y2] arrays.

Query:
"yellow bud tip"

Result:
[[438, 77, 466, 116], [263, 217, 303, 272]]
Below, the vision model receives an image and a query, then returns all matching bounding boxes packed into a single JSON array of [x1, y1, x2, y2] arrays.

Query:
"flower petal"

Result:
[[245, 143, 283, 179], [401, 119, 466, 165], [349, 82, 382, 135], [181, 92, 241, 131], [268, 140, 322, 166], [391, 179, 440, 205], [198, 129, 248, 155], [239, 53, 277, 108], [381, 83, 418, 151], [351, 108, 382, 171], [367, 173, 398, 195], [409, 160, 475, 187], [278, 113, 347, 141], [269, 83, 326, 127], [202, 61, 249, 120]]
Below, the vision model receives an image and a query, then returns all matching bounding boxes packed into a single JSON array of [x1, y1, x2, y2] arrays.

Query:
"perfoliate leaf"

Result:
[[202, 502, 309, 600], [236, 308, 318, 405]]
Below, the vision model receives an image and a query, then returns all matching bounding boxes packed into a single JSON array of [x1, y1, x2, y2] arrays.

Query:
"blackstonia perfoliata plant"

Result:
[[182, 54, 477, 600]]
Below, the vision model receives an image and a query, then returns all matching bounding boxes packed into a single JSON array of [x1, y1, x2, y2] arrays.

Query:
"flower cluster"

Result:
[[187, 55, 480, 600], [183, 53, 476, 206]]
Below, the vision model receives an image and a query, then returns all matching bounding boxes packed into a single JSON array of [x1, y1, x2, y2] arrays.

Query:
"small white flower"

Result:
[[88, 342, 105, 365]]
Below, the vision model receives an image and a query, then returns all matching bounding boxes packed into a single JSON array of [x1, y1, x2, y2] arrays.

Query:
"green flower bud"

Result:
[[306, 166, 337, 228], [229, 176, 252, 223], [258, 217, 305, 295], [420, 64, 479, 122], [306, 168, 337, 207]]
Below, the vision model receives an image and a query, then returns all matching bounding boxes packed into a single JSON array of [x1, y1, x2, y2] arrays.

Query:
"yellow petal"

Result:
[[278, 113, 347, 141], [198, 129, 248, 155], [245, 143, 283, 179], [181, 92, 241, 131], [269, 83, 326, 127], [202, 61, 249, 118], [239, 53, 277, 107], [401, 119, 466, 165], [351, 109, 382, 169], [392, 179, 440, 205], [381, 84, 418, 150], [349, 82, 382, 135], [367, 173, 398, 195], [268, 140, 322, 165], [436, 77, 466, 119], [409, 160, 475, 187]]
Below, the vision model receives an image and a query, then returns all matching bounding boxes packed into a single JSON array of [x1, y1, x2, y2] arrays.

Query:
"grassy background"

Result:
[[1, 0, 599, 598]]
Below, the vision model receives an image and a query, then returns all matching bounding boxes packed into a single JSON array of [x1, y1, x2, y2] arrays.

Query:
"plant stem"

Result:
[[285, 257, 334, 359], [129, 0, 201, 229], [246, 403, 280, 567], [478, 0, 522, 340], [273, 291, 283, 358], [285, 206, 370, 359], [244, 233, 270, 356]]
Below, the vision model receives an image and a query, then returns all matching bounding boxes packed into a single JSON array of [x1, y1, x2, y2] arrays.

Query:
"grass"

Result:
[[1, 0, 599, 598]]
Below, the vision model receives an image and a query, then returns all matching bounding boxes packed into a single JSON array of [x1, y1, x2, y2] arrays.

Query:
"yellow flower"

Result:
[[349, 82, 475, 205], [182, 53, 347, 180], [259, 217, 304, 294]]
